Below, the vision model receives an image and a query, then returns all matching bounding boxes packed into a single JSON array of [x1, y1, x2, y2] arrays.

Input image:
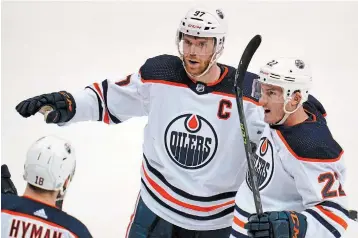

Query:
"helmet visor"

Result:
[[251, 79, 285, 104], [178, 35, 215, 56]]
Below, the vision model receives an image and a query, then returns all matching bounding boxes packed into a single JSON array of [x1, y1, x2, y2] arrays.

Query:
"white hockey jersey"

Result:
[[65, 54, 265, 230], [230, 97, 350, 238], [1, 194, 92, 238]]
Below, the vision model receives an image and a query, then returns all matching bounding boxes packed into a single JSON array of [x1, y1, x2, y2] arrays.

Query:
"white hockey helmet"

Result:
[[23, 135, 76, 196], [176, 6, 228, 78], [257, 58, 313, 125]]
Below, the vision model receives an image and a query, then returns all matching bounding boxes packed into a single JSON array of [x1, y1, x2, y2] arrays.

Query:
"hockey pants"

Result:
[[126, 196, 231, 238]]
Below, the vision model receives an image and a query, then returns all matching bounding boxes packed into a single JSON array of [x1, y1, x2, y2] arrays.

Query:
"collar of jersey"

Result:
[[186, 65, 228, 95]]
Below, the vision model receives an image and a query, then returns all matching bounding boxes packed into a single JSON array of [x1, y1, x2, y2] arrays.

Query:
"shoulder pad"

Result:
[[211, 64, 259, 99], [140, 54, 185, 83], [304, 95, 327, 117], [275, 122, 343, 162]]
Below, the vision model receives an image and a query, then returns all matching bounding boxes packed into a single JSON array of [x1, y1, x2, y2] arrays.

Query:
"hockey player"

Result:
[[15, 6, 265, 237], [230, 58, 350, 238], [1, 135, 93, 238]]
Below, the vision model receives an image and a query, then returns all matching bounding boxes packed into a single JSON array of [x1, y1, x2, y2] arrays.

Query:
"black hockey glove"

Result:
[[16, 91, 76, 124], [245, 211, 307, 238], [1, 164, 18, 195]]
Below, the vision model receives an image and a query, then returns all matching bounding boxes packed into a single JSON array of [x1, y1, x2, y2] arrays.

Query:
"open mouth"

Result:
[[264, 109, 271, 114], [188, 59, 199, 65]]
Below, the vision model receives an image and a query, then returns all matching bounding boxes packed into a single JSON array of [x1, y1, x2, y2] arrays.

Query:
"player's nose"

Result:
[[259, 96, 266, 107]]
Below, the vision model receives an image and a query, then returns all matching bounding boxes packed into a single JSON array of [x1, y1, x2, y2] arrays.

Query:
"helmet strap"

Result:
[[272, 99, 302, 125]]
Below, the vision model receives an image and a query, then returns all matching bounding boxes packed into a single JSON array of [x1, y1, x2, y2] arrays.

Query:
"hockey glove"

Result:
[[1, 164, 18, 195], [244, 211, 307, 238], [16, 91, 76, 124]]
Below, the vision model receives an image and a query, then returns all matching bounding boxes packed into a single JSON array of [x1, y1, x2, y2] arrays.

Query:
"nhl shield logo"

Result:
[[164, 114, 218, 169], [196, 83, 205, 93], [295, 59, 305, 69], [216, 9, 224, 19]]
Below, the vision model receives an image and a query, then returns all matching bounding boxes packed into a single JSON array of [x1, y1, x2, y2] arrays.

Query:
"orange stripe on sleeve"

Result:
[[316, 205, 348, 230], [93, 83, 104, 99], [233, 215, 246, 228], [93, 82, 110, 124]]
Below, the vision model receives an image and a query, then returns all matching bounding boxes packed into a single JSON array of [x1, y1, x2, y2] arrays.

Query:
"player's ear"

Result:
[[291, 91, 302, 106]]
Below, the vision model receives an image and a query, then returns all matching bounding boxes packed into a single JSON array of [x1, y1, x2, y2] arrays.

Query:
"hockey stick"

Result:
[[234, 35, 263, 215]]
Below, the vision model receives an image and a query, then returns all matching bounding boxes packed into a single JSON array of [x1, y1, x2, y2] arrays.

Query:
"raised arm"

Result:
[[16, 71, 151, 125]]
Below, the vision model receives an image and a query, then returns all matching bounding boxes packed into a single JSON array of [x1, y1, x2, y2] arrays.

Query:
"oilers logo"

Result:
[[246, 137, 274, 191], [164, 114, 218, 169]]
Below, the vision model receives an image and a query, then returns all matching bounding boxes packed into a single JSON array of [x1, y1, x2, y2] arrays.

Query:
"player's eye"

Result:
[[199, 42, 206, 47], [268, 90, 276, 96], [184, 40, 192, 45]]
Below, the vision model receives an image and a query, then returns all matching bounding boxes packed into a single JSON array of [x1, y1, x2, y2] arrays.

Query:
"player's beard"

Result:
[[183, 55, 212, 77]]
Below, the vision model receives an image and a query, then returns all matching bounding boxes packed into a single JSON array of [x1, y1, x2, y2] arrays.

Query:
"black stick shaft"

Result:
[[234, 35, 263, 215]]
